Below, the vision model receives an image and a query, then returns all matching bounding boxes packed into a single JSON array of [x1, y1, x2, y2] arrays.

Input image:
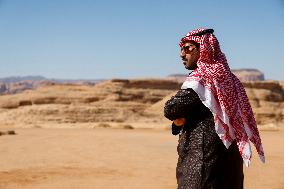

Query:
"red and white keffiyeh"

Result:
[[180, 28, 265, 166]]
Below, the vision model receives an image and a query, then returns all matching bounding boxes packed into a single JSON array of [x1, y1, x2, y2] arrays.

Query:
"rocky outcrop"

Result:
[[0, 76, 46, 83], [0, 76, 103, 95], [0, 79, 179, 127], [243, 81, 283, 126], [0, 80, 45, 95], [142, 80, 284, 128], [0, 79, 282, 129]]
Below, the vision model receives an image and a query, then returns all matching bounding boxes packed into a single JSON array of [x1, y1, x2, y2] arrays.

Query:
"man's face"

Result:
[[180, 41, 200, 70]]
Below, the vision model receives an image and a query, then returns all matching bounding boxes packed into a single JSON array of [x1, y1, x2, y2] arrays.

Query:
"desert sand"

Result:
[[0, 127, 283, 189]]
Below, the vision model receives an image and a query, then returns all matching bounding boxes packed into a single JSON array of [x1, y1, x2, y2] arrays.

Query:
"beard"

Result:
[[183, 61, 197, 70]]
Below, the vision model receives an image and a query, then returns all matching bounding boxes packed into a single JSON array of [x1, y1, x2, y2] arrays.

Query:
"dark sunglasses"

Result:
[[181, 44, 197, 54]]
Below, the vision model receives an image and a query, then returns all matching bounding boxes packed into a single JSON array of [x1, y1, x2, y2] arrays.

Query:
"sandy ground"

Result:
[[0, 128, 283, 189]]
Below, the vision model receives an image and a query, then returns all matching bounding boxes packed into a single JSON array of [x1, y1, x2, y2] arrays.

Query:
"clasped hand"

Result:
[[173, 118, 186, 126]]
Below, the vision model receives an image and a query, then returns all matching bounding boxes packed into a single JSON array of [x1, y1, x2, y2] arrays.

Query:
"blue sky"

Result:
[[0, 0, 283, 80]]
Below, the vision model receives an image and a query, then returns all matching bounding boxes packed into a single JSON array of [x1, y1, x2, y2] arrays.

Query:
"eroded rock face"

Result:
[[0, 76, 103, 95], [0, 80, 46, 95], [0, 79, 180, 127], [243, 81, 283, 126], [0, 79, 282, 129], [142, 80, 284, 128]]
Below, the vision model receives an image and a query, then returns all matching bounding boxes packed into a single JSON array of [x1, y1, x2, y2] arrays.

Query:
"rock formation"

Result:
[[0, 78, 282, 129], [143, 80, 284, 128], [0, 76, 103, 95], [0, 79, 179, 128], [243, 80, 283, 126]]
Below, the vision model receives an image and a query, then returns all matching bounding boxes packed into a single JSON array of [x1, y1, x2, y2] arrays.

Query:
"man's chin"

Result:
[[185, 65, 193, 70], [183, 62, 197, 70]]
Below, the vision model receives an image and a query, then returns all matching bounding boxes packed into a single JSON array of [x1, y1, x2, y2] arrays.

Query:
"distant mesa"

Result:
[[0, 75, 46, 83], [231, 69, 264, 81], [0, 76, 105, 95], [167, 69, 265, 83], [0, 83, 7, 93]]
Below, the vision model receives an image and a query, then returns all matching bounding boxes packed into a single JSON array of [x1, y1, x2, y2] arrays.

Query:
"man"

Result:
[[164, 28, 265, 189]]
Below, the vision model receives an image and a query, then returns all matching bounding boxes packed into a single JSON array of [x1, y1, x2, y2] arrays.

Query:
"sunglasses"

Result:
[[181, 44, 197, 54]]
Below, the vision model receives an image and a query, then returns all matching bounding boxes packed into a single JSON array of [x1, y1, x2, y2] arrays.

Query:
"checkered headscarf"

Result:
[[180, 28, 265, 166]]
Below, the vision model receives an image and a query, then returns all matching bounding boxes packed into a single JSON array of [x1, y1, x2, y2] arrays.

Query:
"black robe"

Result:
[[164, 89, 244, 189]]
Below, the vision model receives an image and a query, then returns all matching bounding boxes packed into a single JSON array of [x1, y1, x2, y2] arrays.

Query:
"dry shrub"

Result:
[[116, 118, 125, 123], [111, 79, 130, 83], [121, 124, 134, 129], [7, 130, 16, 135], [82, 97, 99, 103], [97, 123, 111, 128], [0, 130, 16, 136], [33, 125, 42, 129]]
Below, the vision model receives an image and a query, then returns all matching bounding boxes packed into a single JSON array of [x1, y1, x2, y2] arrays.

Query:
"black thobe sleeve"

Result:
[[164, 88, 200, 135]]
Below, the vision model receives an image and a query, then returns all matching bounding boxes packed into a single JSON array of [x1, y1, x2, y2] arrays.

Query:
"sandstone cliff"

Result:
[[0, 76, 103, 95], [0, 79, 282, 129], [143, 80, 284, 128], [0, 79, 179, 128], [243, 81, 283, 127]]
